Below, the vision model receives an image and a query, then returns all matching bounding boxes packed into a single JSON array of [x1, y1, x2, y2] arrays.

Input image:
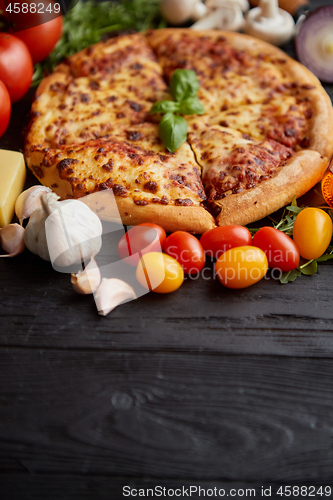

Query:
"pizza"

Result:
[[24, 29, 333, 233]]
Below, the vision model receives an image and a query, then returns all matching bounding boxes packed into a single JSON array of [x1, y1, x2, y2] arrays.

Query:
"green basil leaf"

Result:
[[150, 100, 180, 114], [279, 269, 301, 284], [286, 205, 303, 214], [300, 260, 318, 275], [179, 96, 205, 115], [169, 69, 200, 102], [158, 113, 188, 153], [317, 253, 333, 262]]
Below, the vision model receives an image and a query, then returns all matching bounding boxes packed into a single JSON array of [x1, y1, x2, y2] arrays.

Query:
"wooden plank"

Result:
[[1, 349, 333, 481], [2, 245, 333, 356]]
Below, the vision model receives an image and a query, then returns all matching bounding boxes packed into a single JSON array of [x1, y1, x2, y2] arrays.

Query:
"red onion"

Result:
[[295, 6, 333, 83]]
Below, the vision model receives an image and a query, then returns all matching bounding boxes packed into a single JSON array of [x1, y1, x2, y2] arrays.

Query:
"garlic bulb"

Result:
[[0, 223, 25, 257], [94, 278, 136, 316], [71, 257, 101, 295], [24, 192, 103, 271], [15, 185, 52, 225]]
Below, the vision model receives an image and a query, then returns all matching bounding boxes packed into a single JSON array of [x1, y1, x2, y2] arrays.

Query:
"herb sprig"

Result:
[[249, 196, 333, 284], [32, 0, 165, 86], [150, 69, 205, 152]]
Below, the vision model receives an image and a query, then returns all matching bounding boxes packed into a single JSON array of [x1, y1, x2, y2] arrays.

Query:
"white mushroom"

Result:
[[206, 0, 249, 13], [192, 1, 208, 21], [161, 0, 207, 25], [244, 0, 295, 46], [191, 1, 245, 31]]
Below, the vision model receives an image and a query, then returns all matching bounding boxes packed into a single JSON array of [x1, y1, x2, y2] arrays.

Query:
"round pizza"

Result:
[[24, 29, 333, 233]]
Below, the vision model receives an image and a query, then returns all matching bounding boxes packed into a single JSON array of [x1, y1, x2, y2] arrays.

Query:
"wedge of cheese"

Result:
[[0, 150, 26, 227]]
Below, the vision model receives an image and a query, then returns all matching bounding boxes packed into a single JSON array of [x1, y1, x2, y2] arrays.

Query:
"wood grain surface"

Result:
[[1, 1, 333, 497]]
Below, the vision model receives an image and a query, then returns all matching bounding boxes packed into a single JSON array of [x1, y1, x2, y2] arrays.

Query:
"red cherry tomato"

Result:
[[215, 246, 268, 289], [163, 231, 205, 274], [0, 80, 11, 137], [15, 15, 63, 64], [0, 33, 33, 102], [252, 226, 300, 272], [118, 223, 166, 267], [200, 225, 252, 259]]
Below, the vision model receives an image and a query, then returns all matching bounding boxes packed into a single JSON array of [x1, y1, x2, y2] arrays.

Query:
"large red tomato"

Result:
[[0, 33, 33, 102], [0, 80, 11, 137], [15, 16, 63, 64]]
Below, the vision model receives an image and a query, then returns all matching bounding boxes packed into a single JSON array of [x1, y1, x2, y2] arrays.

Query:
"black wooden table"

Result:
[[1, 3, 333, 499]]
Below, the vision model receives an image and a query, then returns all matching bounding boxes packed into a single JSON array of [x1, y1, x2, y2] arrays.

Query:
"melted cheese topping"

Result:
[[26, 33, 169, 149], [147, 31, 304, 112], [191, 96, 312, 150]]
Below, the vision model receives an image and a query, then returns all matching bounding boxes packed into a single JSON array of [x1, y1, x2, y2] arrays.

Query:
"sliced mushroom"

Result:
[[244, 0, 295, 46]]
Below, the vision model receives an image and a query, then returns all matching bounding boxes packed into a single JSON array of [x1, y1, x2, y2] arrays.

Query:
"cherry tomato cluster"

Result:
[[0, 1, 63, 137], [117, 207, 333, 294]]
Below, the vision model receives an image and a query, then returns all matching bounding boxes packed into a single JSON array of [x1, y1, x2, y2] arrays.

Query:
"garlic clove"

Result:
[[15, 185, 52, 225], [0, 223, 25, 257], [94, 278, 136, 316], [71, 257, 101, 295]]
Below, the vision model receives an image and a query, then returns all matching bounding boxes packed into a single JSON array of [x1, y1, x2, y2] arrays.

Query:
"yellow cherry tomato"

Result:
[[293, 207, 333, 260], [215, 245, 268, 289], [136, 252, 184, 294]]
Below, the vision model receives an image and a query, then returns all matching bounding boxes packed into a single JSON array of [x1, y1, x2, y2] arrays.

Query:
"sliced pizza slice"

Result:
[[27, 123, 215, 233], [25, 32, 169, 154], [188, 123, 327, 226]]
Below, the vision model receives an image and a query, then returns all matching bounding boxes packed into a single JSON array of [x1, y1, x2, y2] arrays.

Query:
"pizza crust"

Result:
[[81, 190, 216, 233]]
